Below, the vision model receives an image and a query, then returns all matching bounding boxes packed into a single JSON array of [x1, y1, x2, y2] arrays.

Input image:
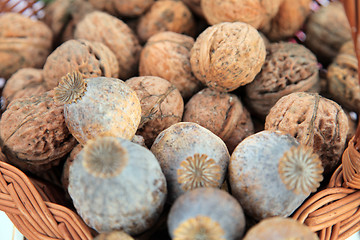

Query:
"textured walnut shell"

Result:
[[139, 31, 202, 99], [201, 0, 283, 29], [262, 0, 312, 41], [43, 39, 119, 90], [183, 88, 254, 153], [168, 188, 246, 240], [243, 217, 319, 240], [94, 231, 134, 240], [69, 137, 167, 235], [75, 11, 142, 80], [0, 91, 77, 173], [89, 0, 153, 17], [190, 22, 266, 92], [265, 92, 349, 176], [327, 53, 360, 112], [0, 13, 53, 79], [137, 0, 196, 43], [182, 0, 203, 17], [151, 122, 229, 202], [2, 68, 47, 107], [245, 42, 320, 118], [126, 76, 184, 147], [339, 40, 355, 56], [305, 2, 351, 63]]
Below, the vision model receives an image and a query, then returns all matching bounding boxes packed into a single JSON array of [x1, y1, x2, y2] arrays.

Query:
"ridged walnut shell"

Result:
[[245, 42, 320, 118], [151, 122, 229, 202], [265, 92, 349, 176], [43, 39, 119, 90], [75, 11, 142, 80], [94, 231, 134, 240], [0, 91, 77, 173], [89, 0, 153, 17], [2, 68, 47, 108], [190, 22, 266, 92], [139, 31, 202, 99], [183, 88, 254, 153], [0, 13, 53, 79], [126, 76, 184, 147], [137, 0, 196, 43]]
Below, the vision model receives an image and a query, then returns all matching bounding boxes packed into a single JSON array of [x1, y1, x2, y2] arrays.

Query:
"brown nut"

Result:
[[94, 231, 134, 240], [139, 31, 202, 99], [182, 0, 203, 17], [2, 68, 47, 108], [137, 0, 196, 43], [245, 42, 320, 118], [0, 90, 77, 173], [43, 39, 119, 90], [89, 0, 153, 17], [265, 92, 349, 176], [190, 22, 266, 92], [126, 76, 184, 147], [183, 88, 254, 153], [75, 11, 142, 80], [0, 13, 53, 79]]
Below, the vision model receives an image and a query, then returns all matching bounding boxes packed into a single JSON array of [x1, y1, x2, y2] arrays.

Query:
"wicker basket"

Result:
[[1, 0, 360, 240]]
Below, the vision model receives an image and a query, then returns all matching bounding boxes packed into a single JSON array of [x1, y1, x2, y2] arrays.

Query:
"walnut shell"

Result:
[[262, 0, 312, 41], [182, 0, 203, 17], [43, 39, 119, 90], [0, 13, 53, 79], [265, 92, 349, 176], [245, 42, 320, 118], [183, 88, 254, 153], [305, 2, 351, 63], [339, 40, 355, 56], [0, 90, 77, 173], [75, 11, 142, 80], [137, 0, 196, 43], [201, 0, 283, 29], [126, 76, 184, 147], [2, 68, 47, 107], [190, 22, 266, 92], [89, 0, 154, 17], [139, 31, 202, 99], [94, 231, 134, 240]]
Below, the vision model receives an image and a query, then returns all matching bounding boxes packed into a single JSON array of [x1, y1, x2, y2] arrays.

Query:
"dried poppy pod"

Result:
[[68, 136, 167, 235], [137, 0, 196, 43], [151, 122, 229, 202], [0, 90, 77, 173], [265, 92, 349, 176], [139, 31, 202, 99], [126, 76, 184, 147], [201, 0, 283, 29], [190, 22, 266, 92], [62, 144, 83, 192], [0, 13, 53, 79], [43, 39, 119, 90], [168, 188, 246, 240], [2, 68, 47, 108], [183, 88, 254, 153], [94, 231, 134, 240], [229, 130, 323, 221], [54, 72, 141, 145], [75, 11, 142, 80], [245, 42, 320, 118], [89, 0, 153, 17], [243, 217, 319, 240]]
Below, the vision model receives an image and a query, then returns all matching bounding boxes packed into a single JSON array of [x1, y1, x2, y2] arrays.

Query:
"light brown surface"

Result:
[[89, 0, 153, 17]]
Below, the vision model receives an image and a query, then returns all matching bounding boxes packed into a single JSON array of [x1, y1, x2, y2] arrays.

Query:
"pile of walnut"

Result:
[[0, 0, 356, 239]]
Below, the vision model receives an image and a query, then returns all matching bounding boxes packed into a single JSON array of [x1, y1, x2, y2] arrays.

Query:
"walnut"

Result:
[[75, 11, 142, 80], [0, 91, 77, 173], [182, 0, 203, 17], [43, 39, 119, 90], [305, 2, 351, 63], [245, 42, 320, 118], [137, 0, 196, 43], [201, 0, 283, 29], [190, 22, 266, 92], [183, 88, 254, 153], [2, 68, 47, 108], [89, 0, 154, 17], [265, 92, 349, 176], [0, 13, 53, 79], [261, 0, 312, 41], [339, 40, 355, 56], [126, 76, 184, 147], [139, 31, 202, 99]]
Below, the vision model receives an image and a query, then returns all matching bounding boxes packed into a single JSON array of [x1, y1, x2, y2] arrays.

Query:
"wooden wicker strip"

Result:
[[0, 0, 44, 18], [0, 161, 93, 240]]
